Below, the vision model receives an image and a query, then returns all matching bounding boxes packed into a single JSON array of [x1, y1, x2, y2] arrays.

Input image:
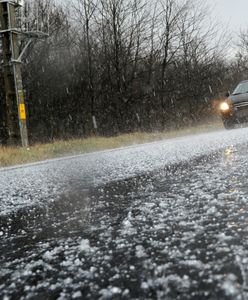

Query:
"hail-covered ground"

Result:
[[2, 128, 248, 299]]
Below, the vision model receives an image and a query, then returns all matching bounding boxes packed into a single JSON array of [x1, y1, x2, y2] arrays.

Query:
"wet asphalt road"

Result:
[[2, 129, 248, 299]]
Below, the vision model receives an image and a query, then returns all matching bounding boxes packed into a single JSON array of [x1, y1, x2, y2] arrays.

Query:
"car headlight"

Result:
[[220, 102, 230, 112]]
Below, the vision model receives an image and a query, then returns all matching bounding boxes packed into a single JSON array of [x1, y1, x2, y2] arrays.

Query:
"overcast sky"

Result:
[[212, 0, 248, 33], [209, 0, 248, 58]]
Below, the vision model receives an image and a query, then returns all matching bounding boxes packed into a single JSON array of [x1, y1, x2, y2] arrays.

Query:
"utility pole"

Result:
[[0, 0, 48, 147], [0, 0, 28, 147]]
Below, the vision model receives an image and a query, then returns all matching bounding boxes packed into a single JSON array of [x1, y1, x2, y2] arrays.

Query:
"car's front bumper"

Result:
[[221, 102, 248, 122]]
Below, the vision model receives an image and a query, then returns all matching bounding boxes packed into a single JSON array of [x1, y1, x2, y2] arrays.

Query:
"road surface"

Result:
[[1, 128, 248, 299]]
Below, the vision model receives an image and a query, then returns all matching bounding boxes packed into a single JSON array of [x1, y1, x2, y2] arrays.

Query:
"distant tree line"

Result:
[[0, 0, 245, 142]]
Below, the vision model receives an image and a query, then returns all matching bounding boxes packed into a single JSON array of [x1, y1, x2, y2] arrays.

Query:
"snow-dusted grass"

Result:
[[0, 121, 222, 167]]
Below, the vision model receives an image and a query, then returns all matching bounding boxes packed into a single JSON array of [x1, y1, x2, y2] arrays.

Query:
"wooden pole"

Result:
[[0, 0, 28, 147]]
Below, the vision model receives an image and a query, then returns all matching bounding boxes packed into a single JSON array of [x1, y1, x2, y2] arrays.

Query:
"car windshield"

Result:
[[232, 81, 248, 95]]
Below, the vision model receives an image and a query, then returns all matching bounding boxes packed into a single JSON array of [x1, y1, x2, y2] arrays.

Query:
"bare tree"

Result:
[[0, 0, 230, 143]]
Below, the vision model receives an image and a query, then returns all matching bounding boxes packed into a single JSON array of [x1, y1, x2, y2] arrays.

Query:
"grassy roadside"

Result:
[[0, 121, 223, 168]]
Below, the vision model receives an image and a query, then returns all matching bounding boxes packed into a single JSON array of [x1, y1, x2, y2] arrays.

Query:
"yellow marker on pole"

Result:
[[19, 103, 26, 120]]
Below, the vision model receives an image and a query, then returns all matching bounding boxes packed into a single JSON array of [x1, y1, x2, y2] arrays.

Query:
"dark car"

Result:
[[220, 80, 248, 129]]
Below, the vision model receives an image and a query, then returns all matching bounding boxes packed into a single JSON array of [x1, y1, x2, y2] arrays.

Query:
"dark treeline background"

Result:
[[2, 0, 248, 142]]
